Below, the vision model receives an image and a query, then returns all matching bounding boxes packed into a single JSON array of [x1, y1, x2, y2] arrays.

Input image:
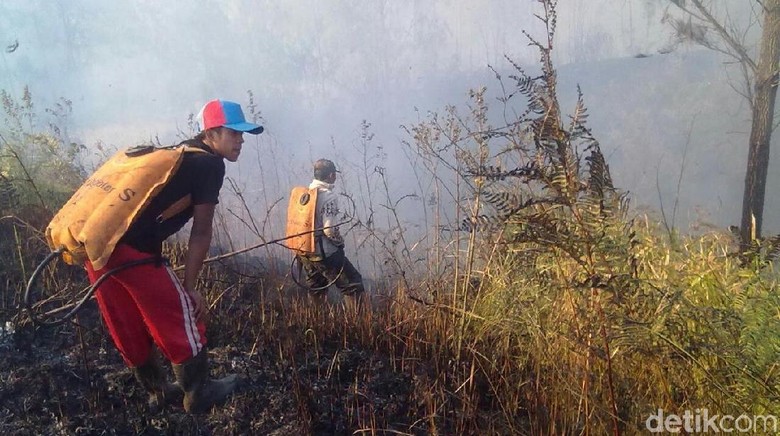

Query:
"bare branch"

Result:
[[686, 0, 758, 70]]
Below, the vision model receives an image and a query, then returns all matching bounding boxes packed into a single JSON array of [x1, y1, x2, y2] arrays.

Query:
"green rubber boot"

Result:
[[131, 351, 182, 413], [172, 350, 239, 414]]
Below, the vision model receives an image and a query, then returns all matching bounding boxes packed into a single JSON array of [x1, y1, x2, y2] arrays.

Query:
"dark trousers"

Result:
[[298, 248, 364, 296]]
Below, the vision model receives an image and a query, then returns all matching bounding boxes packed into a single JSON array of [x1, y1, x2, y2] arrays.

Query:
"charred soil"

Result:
[[0, 290, 420, 436]]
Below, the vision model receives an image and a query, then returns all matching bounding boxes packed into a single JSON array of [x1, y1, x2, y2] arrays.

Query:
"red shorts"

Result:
[[85, 244, 206, 366]]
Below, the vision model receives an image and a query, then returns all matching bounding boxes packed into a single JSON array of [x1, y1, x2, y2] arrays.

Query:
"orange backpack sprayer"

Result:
[[46, 144, 207, 269], [285, 186, 318, 256], [283, 185, 351, 291], [25, 144, 208, 325]]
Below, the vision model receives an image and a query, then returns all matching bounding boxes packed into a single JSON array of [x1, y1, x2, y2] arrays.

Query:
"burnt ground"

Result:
[[0, 293, 422, 436]]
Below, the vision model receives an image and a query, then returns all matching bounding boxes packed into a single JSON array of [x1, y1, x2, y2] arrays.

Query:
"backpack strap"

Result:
[[156, 194, 192, 223], [153, 146, 211, 223]]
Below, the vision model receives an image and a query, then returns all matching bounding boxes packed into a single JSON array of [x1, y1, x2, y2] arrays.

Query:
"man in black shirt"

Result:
[[85, 99, 263, 413]]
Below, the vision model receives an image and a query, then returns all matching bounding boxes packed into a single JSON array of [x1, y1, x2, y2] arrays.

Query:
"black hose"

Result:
[[23, 250, 159, 327], [289, 254, 345, 292]]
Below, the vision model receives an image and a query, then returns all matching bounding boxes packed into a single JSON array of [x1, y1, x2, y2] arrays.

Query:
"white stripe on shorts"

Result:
[[166, 267, 202, 357]]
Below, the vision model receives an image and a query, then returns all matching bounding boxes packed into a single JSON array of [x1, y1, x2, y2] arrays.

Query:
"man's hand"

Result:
[[188, 288, 209, 323], [184, 203, 215, 324]]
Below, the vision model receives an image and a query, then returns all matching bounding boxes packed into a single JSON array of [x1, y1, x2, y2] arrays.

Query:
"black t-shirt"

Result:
[[120, 139, 225, 254]]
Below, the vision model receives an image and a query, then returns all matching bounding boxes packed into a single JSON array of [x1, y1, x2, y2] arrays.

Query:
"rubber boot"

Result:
[[172, 350, 239, 414], [131, 351, 182, 413]]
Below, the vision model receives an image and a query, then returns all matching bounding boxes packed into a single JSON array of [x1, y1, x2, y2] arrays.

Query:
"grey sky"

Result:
[[0, 0, 666, 143]]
